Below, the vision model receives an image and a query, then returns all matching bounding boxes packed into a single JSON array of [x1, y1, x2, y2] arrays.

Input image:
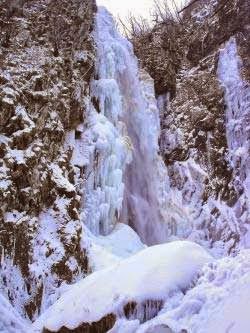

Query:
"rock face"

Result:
[[133, 0, 250, 255], [0, 0, 96, 319]]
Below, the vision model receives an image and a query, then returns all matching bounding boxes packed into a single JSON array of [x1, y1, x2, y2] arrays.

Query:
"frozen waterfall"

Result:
[[217, 38, 250, 234], [84, 7, 170, 244]]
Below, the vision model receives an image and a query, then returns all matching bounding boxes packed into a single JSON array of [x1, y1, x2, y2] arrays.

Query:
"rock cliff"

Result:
[[0, 0, 96, 319]]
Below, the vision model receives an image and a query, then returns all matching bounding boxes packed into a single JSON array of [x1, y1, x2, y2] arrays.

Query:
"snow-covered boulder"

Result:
[[33, 241, 212, 332]]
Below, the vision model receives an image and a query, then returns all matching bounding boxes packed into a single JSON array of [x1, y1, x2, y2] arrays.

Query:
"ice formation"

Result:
[[217, 38, 250, 235], [83, 7, 174, 245], [76, 8, 133, 237]]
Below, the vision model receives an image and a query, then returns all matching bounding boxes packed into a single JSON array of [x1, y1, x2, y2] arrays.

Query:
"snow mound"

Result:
[[138, 250, 250, 333], [0, 293, 31, 333], [33, 241, 212, 332]]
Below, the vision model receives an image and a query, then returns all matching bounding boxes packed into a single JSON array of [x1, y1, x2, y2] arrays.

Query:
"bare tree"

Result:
[[117, 0, 187, 40], [118, 12, 151, 39], [151, 0, 186, 24]]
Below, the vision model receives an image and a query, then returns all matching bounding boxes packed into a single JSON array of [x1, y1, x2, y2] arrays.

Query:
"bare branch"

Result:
[[151, 0, 185, 24], [117, 12, 151, 39]]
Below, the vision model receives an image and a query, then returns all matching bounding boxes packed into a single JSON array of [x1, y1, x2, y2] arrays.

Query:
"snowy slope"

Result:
[[0, 293, 31, 333], [32, 245, 250, 333]]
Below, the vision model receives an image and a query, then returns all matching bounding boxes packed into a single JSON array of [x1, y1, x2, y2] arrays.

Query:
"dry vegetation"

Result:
[[118, 0, 186, 39]]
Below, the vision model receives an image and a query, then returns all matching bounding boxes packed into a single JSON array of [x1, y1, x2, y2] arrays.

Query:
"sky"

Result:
[[96, 0, 157, 20], [96, 0, 184, 22]]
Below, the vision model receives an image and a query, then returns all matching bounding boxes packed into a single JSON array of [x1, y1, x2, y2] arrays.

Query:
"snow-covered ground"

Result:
[[32, 243, 250, 333]]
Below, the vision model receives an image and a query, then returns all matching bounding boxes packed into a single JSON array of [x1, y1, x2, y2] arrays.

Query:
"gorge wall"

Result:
[[0, 0, 250, 332], [0, 0, 96, 319], [133, 0, 250, 256]]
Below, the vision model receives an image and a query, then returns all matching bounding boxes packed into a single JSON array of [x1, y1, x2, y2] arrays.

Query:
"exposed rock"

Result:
[[42, 313, 116, 333]]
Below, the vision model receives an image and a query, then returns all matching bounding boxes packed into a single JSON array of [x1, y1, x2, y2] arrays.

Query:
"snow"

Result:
[[0, 179, 11, 192], [3, 210, 26, 224], [85, 223, 145, 271], [6, 149, 25, 164], [0, 293, 31, 333], [74, 50, 89, 63], [49, 163, 76, 195], [202, 285, 250, 333], [28, 209, 68, 315], [94, 223, 145, 258], [32, 241, 212, 332], [0, 258, 31, 318], [15, 105, 35, 127], [136, 250, 250, 333]]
